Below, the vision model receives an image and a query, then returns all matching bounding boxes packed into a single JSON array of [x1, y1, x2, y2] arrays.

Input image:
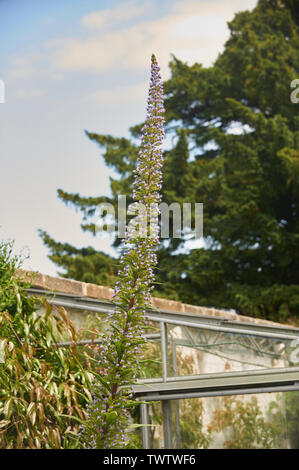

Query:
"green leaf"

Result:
[[59, 414, 86, 425], [105, 411, 118, 424], [3, 398, 13, 419], [96, 375, 112, 393]]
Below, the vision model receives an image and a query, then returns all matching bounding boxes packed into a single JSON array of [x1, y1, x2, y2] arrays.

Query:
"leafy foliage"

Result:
[[38, 230, 117, 286], [208, 395, 286, 449], [0, 240, 97, 448]]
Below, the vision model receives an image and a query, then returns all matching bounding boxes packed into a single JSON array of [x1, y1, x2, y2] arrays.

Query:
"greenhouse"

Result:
[[26, 272, 299, 450]]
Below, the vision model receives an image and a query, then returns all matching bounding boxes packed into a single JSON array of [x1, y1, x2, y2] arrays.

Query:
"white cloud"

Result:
[[9, 52, 43, 68], [53, 37, 118, 71], [9, 66, 36, 79], [8, 48, 64, 81], [8, 52, 42, 79], [82, 0, 153, 30], [8, 0, 257, 80], [173, 0, 256, 17], [48, 0, 257, 77], [14, 89, 46, 100]]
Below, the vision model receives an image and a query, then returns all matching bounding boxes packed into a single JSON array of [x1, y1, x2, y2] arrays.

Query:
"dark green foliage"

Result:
[[159, 0, 299, 320], [38, 230, 116, 285], [40, 0, 299, 322]]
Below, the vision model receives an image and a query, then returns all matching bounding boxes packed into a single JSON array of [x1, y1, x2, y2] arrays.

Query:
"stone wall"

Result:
[[16, 268, 285, 328]]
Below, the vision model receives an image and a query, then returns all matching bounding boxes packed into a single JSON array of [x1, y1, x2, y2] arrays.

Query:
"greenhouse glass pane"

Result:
[[162, 391, 299, 449], [146, 401, 164, 449], [137, 339, 163, 379], [167, 323, 298, 377]]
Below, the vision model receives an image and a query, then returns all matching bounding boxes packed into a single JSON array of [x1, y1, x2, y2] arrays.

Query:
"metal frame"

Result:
[[135, 366, 299, 449], [28, 287, 299, 449], [133, 367, 299, 399], [28, 287, 299, 340], [137, 317, 299, 448], [140, 403, 150, 449]]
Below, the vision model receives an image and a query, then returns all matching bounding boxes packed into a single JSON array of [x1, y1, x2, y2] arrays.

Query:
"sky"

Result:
[[0, 0, 257, 277]]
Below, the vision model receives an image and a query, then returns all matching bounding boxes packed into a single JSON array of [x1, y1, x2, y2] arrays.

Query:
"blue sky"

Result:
[[0, 0, 257, 276]]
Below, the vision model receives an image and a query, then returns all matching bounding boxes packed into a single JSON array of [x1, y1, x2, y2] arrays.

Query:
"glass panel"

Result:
[[149, 401, 164, 449], [167, 323, 298, 376], [129, 402, 163, 449], [137, 339, 163, 379], [160, 391, 299, 449], [128, 402, 164, 449]]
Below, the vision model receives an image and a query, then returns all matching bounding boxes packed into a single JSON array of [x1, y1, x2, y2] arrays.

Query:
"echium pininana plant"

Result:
[[80, 54, 165, 449]]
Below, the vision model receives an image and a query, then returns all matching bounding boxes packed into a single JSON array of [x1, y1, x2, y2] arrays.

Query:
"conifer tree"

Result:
[[40, 0, 299, 322]]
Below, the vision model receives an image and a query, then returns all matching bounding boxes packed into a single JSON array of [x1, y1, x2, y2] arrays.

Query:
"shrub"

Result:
[[0, 240, 96, 448]]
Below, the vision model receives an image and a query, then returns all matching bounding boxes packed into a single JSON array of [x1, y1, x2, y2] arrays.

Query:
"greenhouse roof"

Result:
[[21, 269, 299, 449]]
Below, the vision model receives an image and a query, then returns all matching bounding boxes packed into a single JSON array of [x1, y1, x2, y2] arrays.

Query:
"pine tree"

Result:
[[40, 0, 299, 322]]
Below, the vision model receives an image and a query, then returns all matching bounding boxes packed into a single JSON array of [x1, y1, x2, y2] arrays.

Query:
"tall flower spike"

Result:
[[80, 54, 165, 449]]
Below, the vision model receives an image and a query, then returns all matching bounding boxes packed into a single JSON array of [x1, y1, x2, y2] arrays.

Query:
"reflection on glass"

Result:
[[162, 391, 299, 449], [137, 339, 163, 379], [129, 401, 163, 449], [167, 324, 297, 376]]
